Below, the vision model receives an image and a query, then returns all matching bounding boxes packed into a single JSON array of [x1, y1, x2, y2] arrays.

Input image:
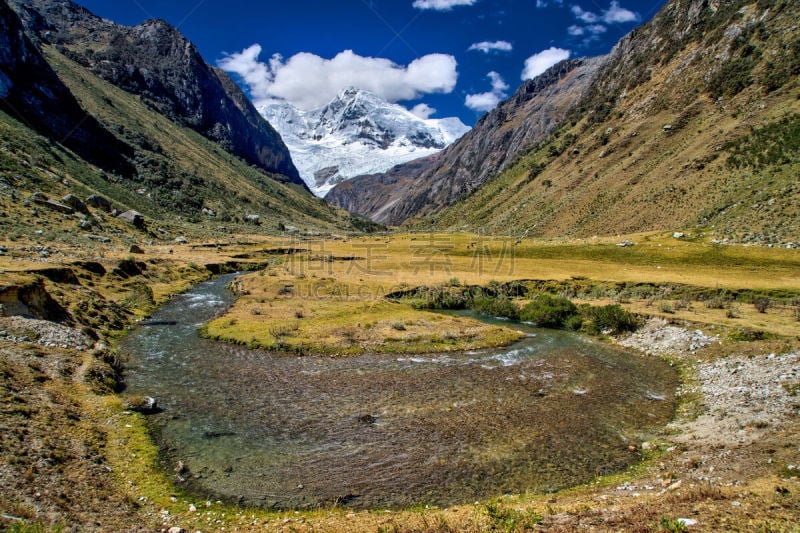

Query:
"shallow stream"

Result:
[[121, 274, 677, 509]]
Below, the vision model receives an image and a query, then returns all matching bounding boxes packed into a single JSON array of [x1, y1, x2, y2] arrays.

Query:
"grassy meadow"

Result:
[[199, 231, 800, 353]]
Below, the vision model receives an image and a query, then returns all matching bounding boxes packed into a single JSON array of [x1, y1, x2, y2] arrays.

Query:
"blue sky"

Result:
[[75, 0, 667, 125]]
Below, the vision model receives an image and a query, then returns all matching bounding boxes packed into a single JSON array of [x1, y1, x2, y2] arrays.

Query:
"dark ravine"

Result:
[[121, 275, 677, 510], [9, 0, 302, 186]]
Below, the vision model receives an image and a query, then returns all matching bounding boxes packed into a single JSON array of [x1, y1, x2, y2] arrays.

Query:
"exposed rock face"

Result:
[[0, 278, 69, 322], [85, 194, 112, 212], [324, 154, 440, 223], [326, 58, 606, 225], [9, 0, 302, 186], [0, 0, 134, 177], [117, 210, 145, 229]]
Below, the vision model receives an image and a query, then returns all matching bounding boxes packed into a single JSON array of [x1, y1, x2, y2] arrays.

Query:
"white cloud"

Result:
[[568, 23, 606, 36], [218, 45, 458, 110], [567, 24, 585, 36], [465, 92, 502, 112], [465, 71, 509, 112], [603, 1, 639, 23], [571, 5, 599, 23], [570, 1, 639, 26], [521, 47, 571, 80], [536, 0, 564, 7], [567, 2, 637, 43], [488, 71, 509, 92], [410, 103, 437, 119], [412, 0, 476, 11], [217, 44, 274, 104], [468, 40, 513, 53]]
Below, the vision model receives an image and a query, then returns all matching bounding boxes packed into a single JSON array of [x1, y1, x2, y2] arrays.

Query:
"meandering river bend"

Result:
[[121, 274, 677, 509]]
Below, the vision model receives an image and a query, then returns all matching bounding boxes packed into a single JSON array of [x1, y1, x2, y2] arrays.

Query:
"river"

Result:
[[121, 273, 677, 509]]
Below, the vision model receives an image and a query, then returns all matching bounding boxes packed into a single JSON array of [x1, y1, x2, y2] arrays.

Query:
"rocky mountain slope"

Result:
[[426, 0, 799, 244], [9, 0, 302, 186], [329, 0, 799, 245], [0, 0, 373, 234], [326, 58, 605, 224], [0, 0, 133, 178], [260, 88, 469, 196], [323, 153, 441, 222]]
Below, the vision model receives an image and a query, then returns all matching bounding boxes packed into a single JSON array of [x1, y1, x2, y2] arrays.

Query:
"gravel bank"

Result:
[[618, 318, 800, 446], [673, 351, 800, 445], [618, 317, 720, 356], [0, 316, 92, 351]]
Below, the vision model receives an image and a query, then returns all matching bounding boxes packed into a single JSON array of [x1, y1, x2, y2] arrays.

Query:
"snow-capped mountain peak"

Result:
[[259, 88, 470, 196]]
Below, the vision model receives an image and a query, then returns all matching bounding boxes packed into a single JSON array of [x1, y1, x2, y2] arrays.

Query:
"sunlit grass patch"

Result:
[[203, 273, 523, 355]]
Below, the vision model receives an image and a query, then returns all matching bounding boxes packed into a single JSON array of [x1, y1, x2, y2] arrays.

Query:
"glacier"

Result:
[[259, 87, 470, 196]]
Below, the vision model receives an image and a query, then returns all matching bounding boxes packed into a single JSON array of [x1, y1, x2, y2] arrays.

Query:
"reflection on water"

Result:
[[121, 274, 677, 510]]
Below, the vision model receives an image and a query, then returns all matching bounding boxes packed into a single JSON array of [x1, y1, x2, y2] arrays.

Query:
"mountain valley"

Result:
[[1, 0, 799, 531], [328, 0, 800, 247]]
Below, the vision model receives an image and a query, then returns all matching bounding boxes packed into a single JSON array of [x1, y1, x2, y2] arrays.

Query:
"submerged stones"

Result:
[[122, 274, 678, 510], [358, 414, 378, 425]]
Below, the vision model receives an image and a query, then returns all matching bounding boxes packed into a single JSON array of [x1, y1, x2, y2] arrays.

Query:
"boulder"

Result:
[[30, 192, 74, 214], [84, 234, 111, 243], [117, 210, 145, 229], [128, 244, 145, 254], [125, 395, 159, 414], [61, 194, 90, 215], [85, 194, 113, 212]]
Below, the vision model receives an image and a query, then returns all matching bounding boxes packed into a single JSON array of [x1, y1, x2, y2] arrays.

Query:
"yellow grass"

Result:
[[199, 231, 798, 354]]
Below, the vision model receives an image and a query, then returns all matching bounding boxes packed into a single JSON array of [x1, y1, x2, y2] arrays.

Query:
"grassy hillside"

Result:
[[422, 0, 800, 245], [0, 46, 375, 241]]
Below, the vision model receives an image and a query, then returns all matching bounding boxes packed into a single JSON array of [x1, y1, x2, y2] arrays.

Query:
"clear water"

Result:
[[121, 274, 677, 510]]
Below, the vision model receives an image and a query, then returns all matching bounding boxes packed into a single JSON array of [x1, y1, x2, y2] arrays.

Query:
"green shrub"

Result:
[[729, 328, 766, 341], [472, 296, 520, 320], [707, 57, 756, 99], [580, 304, 641, 335], [564, 314, 584, 331], [122, 281, 154, 310], [704, 296, 728, 309], [658, 516, 687, 532], [409, 286, 471, 310], [520, 295, 578, 328]]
